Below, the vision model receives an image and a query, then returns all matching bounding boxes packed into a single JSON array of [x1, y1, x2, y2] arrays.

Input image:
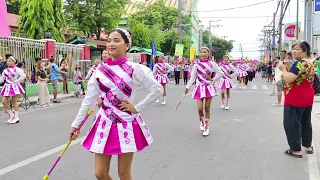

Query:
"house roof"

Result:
[[7, 13, 20, 28], [124, 0, 194, 16]]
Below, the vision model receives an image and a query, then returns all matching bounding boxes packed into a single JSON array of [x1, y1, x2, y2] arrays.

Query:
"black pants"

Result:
[[252, 71, 256, 78], [175, 71, 180, 85], [248, 71, 253, 81], [245, 72, 249, 85], [183, 71, 188, 84], [284, 105, 313, 151]]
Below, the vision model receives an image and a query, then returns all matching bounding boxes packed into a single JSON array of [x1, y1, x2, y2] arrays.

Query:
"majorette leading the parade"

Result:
[[218, 55, 238, 110], [69, 28, 163, 180], [153, 55, 174, 105], [185, 47, 223, 137]]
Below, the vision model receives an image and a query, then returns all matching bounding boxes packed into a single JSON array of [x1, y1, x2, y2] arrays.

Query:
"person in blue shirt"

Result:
[[49, 57, 67, 103]]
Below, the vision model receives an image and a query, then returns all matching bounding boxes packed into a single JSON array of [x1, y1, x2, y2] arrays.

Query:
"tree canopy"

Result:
[[18, 0, 65, 42], [6, 0, 21, 14], [63, 0, 128, 39], [128, 0, 192, 57], [202, 30, 233, 61]]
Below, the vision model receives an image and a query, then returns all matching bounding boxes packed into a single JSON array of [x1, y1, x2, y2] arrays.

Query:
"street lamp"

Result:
[[44, 30, 52, 39]]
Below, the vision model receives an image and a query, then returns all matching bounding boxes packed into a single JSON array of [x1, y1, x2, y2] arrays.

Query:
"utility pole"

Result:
[[239, 44, 243, 59], [304, 0, 313, 48], [296, 0, 299, 40], [178, 0, 183, 43], [208, 19, 222, 51], [199, 25, 204, 49], [278, 0, 284, 57], [272, 12, 276, 59]]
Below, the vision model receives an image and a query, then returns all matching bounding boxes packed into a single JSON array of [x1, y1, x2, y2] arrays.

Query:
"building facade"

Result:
[[121, 0, 200, 54]]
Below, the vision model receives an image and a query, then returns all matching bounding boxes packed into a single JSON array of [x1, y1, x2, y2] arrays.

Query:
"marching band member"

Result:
[[69, 28, 163, 180], [0, 56, 26, 124], [185, 47, 223, 136], [218, 56, 238, 110], [153, 55, 173, 105]]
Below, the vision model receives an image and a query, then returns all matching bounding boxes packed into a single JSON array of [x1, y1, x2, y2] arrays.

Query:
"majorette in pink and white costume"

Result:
[[218, 62, 238, 110], [0, 57, 26, 124], [71, 57, 163, 155], [85, 64, 98, 80], [186, 59, 223, 100], [153, 60, 173, 84], [153, 57, 173, 105], [219, 62, 238, 90], [237, 62, 249, 78], [0, 66, 26, 97], [186, 58, 223, 136]]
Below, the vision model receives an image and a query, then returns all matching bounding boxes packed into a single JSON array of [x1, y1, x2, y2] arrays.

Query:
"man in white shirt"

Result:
[[273, 58, 283, 107]]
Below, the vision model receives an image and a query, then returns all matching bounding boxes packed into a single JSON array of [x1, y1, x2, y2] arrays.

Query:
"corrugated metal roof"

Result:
[[124, 0, 193, 16]]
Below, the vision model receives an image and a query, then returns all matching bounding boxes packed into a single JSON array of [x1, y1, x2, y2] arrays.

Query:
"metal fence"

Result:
[[0, 36, 47, 85]]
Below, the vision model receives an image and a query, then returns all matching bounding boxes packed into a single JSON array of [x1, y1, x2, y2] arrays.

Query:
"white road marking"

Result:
[[308, 143, 320, 180], [0, 136, 85, 176], [252, 85, 257, 89], [262, 85, 269, 90]]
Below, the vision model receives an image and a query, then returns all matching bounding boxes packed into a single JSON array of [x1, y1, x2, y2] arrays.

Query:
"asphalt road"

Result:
[[0, 76, 319, 180]]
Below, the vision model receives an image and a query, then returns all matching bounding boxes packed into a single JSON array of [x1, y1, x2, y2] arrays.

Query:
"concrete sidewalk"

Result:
[[0, 92, 76, 110]]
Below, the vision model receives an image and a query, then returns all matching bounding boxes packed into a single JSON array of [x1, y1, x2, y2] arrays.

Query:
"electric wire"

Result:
[[192, 0, 275, 12]]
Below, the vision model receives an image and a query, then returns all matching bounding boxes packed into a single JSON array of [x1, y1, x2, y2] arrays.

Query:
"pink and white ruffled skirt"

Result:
[[219, 78, 234, 90], [192, 84, 218, 100], [237, 71, 248, 78], [155, 74, 169, 84], [0, 83, 25, 97]]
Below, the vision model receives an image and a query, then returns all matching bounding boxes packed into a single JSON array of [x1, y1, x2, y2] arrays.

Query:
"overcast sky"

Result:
[[196, 0, 305, 59]]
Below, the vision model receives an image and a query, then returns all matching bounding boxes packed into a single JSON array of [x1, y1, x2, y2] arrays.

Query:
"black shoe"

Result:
[[53, 99, 61, 103]]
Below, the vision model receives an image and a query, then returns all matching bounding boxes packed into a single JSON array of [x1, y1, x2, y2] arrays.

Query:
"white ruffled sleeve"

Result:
[[0, 71, 5, 84], [230, 65, 238, 77], [133, 64, 163, 113], [15, 68, 26, 83], [211, 62, 223, 82], [85, 67, 94, 80], [166, 63, 174, 73], [152, 64, 157, 75], [71, 71, 100, 129], [186, 65, 197, 89]]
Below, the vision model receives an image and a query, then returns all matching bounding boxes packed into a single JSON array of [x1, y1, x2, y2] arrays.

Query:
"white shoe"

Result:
[[9, 116, 19, 124], [199, 117, 204, 131], [225, 106, 229, 110], [156, 99, 160, 103], [162, 101, 166, 105], [203, 120, 209, 136], [5, 109, 13, 123], [221, 105, 225, 109]]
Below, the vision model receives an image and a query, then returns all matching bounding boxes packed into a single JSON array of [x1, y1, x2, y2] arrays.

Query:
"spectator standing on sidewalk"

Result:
[[0, 54, 9, 86], [49, 57, 66, 103], [60, 59, 69, 94], [279, 41, 314, 158], [36, 61, 51, 107], [273, 58, 284, 107]]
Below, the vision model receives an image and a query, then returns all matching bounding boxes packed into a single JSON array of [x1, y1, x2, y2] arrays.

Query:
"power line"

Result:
[[193, 0, 275, 12], [199, 16, 275, 19]]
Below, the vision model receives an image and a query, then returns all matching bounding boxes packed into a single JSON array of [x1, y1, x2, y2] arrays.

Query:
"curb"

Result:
[[0, 94, 75, 111]]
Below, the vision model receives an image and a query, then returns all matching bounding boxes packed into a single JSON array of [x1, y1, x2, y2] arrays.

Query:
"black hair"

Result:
[[5, 53, 12, 59], [35, 57, 42, 62], [17, 62, 24, 68], [292, 41, 311, 57], [108, 29, 131, 52], [49, 57, 55, 63], [60, 58, 65, 66]]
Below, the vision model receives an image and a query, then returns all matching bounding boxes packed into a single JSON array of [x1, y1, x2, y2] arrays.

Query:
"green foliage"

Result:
[[64, 0, 128, 39], [18, 0, 65, 42], [127, 0, 192, 56], [202, 30, 233, 61], [130, 22, 152, 48], [6, 0, 21, 14]]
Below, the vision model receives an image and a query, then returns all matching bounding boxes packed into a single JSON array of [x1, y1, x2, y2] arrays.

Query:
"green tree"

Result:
[[18, 0, 65, 41], [64, 0, 128, 39], [127, 0, 192, 56], [202, 30, 233, 61], [6, 0, 21, 14], [130, 22, 152, 48]]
